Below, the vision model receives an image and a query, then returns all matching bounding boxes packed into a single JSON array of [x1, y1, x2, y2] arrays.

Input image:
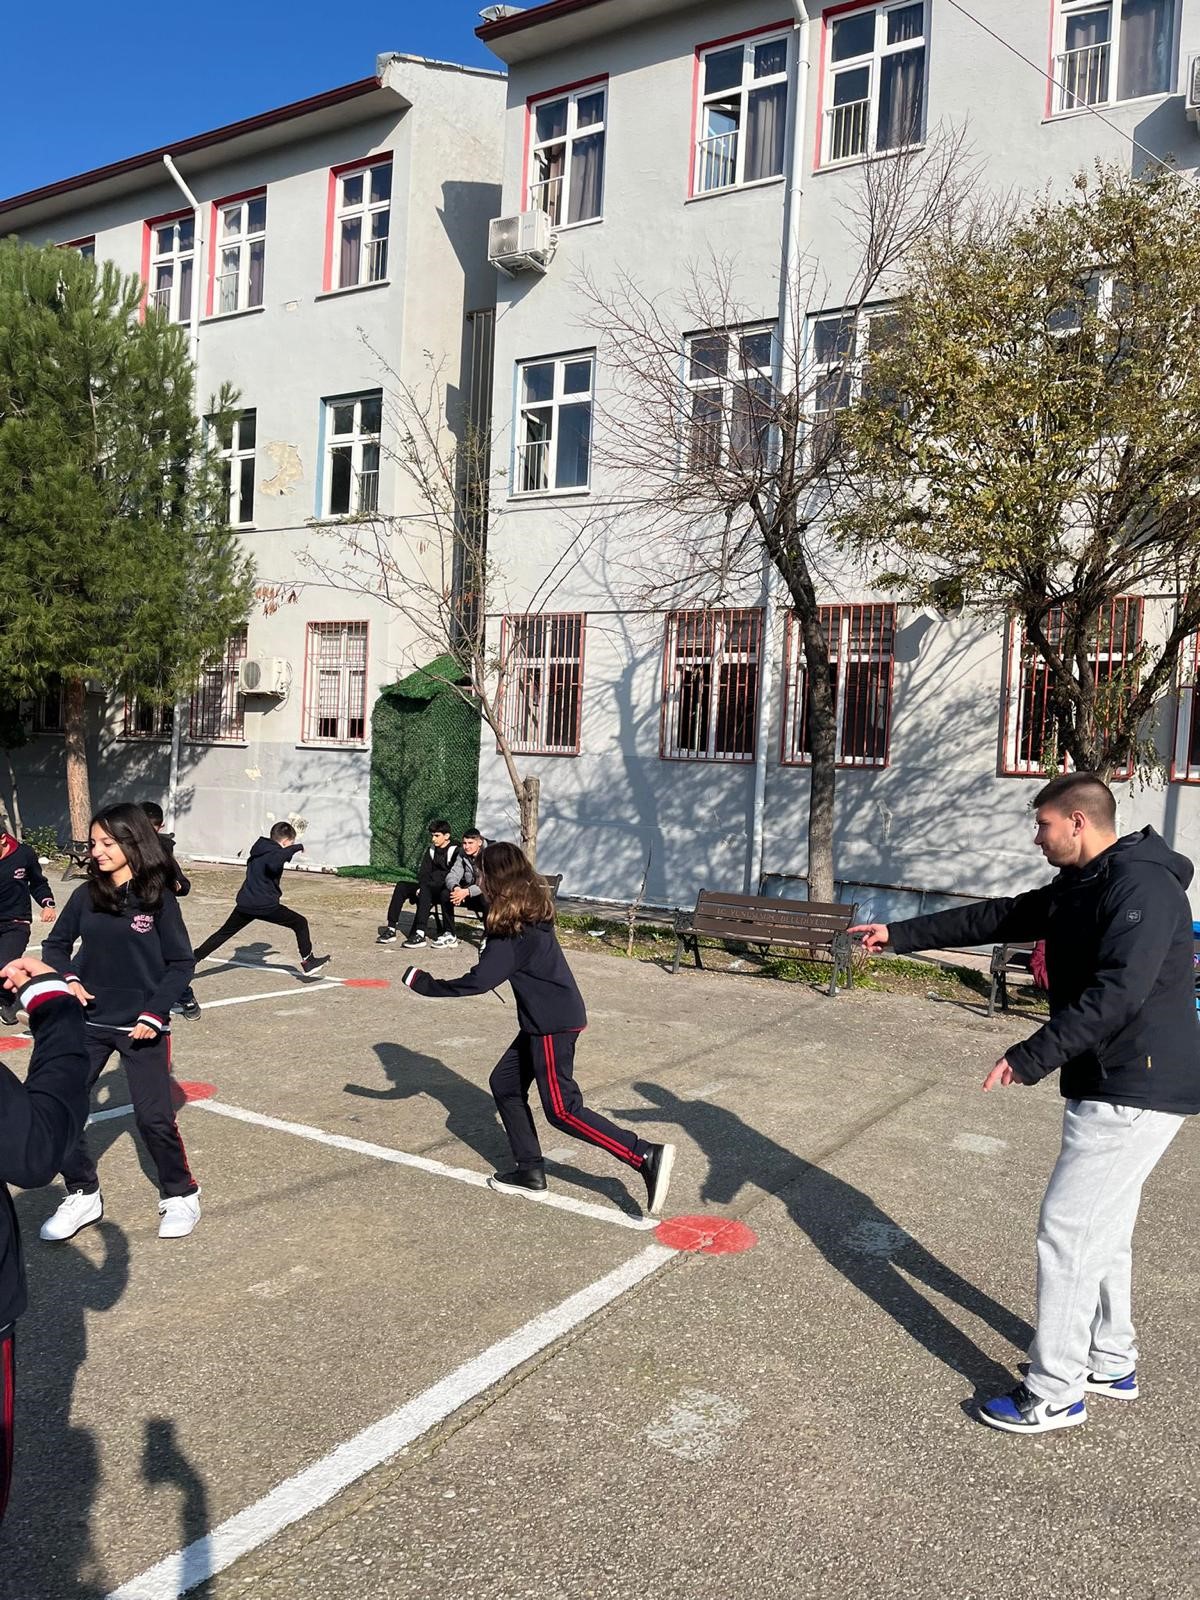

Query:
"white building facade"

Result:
[[474, 0, 1200, 917]]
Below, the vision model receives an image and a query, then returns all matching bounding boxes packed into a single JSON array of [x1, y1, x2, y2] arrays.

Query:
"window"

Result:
[[1054, 0, 1175, 111], [213, 192, 266, 314], [695, 29, 790, 193], [215, 410, 257, 527], [500, 613, 586, 755], [124, 696, 173, 740], [147, 211, 195, 322], [303, 622, 368, 744], [808, 306, 898, 459], [324, 393, 381, 516], [32, 678, 65, 734], [1172, 623, 1200, 783], [61, 236, 95, 259], [1001, 598, 1142, 777], [687, 327, 775, 472], [782, 605, 895, 767], [821, 1, 926, 165], [188, 629, 248, 743], [332, 158, 391, 289], [661, 609, 761, 762], [529, 82, 606, 226], [514, 354, 593, 494]]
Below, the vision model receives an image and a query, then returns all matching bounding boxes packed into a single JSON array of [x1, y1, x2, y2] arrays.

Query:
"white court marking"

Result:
[[196, 956, 350, 986], [197, 984, 341, 1011], [104, 1242, 675, 1600]]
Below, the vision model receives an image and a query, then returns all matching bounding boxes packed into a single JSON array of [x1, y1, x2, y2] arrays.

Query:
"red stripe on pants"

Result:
[[0, 1330, 14, 1524], [541, 1035, 642, 1167]]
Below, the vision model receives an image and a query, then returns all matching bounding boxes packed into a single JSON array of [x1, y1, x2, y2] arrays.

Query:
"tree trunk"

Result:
[[799, 610, 838, 905], [64, 677, 92, 846], [520, 775, 540, 868]]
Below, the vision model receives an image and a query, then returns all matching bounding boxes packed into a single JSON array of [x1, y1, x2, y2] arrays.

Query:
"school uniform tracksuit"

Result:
[[386, 845, 461, 939], [0, 975, 90, 1521], [403, 921, 652, 1173], [0, 835, 55, 969], [44, 885, 198, 1200], [193, 837, 312, 961], [158, 830, 198, 1011]]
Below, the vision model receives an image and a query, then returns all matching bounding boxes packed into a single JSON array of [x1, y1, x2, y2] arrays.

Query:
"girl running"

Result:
[[39, 803, 200, 1242], [400, 841, 676, 1215]]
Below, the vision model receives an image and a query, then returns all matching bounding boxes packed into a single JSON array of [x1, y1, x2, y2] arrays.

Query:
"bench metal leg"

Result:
[[671, 938, 683, 975]]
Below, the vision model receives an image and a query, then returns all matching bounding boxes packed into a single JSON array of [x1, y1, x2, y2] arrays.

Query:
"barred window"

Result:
[[303, 622, 368, 745], [1001, 598, 1142, 778], [124, 696, 174, 741], [782, 604, 895, 767], [501, 613, 585, 755], [661, 608, 761, 762], [188, 629, 248, 743]]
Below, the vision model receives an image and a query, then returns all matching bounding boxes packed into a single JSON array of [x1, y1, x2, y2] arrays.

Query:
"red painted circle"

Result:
[[0, 1035, 30, 1050], [342, 977, 390, 989], [654, 1215, 758, 1255], [178, 1080, 217, 1101]]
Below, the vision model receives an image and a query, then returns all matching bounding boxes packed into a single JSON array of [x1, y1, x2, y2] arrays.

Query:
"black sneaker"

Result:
[[488, 1165, 548, 1195], [180, 997, 202, 1021], [640, 1142, 676, 1216], [402, 933, 427, 950], [300, 953, 332, 976], [0, 1000, 19, 1029], [376, 926, 398, 945]]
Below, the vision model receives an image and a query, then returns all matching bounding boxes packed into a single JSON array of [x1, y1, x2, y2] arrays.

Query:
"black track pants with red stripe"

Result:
[[489, 1032, 646, 1171], [0, 1326, 13, 1524]]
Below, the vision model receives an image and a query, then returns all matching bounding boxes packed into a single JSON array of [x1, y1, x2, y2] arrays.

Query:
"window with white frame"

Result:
[[514, 354, 593, 494], [695, 29, 790, 193], [687, 326, 775, 472], [1054, 0, 1175, 112], [303, 622, 368, 744], [529, 84, 606, 226], [1172, 622, 1200, 782], [324, 393, 381, 516], [124, 695, 173, 740], [661, 609, 761, 762], [214, 410, 257, 527], [148, 213, 195, 322], [188, 629, 248, 743], [32, 678, 65, 734], [334, 160, 391, 289], [808, 306, 899, 459], [822, 1, 926, 165], [500, 613, 586, 755], [782, 605, 895, 767], [61, 236, 95, 259], [214, 192, 266, 314], [1002, 598, 1142, 778]]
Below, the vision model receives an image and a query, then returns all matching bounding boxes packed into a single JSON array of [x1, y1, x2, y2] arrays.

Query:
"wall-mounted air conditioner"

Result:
[[487, 209, 554, 276], [237, 655, 289, 696]]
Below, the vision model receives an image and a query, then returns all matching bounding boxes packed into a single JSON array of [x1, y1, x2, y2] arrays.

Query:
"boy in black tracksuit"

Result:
[[378, 821, 461, 948], [140, 802, 199, 1020], [192, 822, 329, 976], [401, 920, 676, 1214], [0, 958, 90, 1522], [0, 833, 57, 1027]]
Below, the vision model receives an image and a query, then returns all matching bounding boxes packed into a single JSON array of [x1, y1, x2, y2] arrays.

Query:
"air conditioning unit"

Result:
[[1187, 53, 1200, 122], [237, 655, 289, 696], [487, 209, 554, 276]]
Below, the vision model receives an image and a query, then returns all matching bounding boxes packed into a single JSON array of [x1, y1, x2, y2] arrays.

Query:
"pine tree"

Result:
[[0, 239, 255, 839]]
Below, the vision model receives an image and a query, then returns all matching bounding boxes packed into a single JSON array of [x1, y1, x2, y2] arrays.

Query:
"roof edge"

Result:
[[476, 0, 607, 44]]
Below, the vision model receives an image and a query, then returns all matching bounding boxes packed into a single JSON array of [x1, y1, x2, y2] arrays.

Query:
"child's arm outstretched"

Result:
[[0, 958, 91, 1188], [402, 936, 518, 1000]]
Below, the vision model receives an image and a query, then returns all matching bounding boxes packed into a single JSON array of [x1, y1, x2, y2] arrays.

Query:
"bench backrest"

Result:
[[691, 890, 856, 948], [540, 872, 563, 898]]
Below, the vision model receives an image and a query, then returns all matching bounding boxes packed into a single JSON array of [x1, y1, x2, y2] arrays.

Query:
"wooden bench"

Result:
[[987, 943, 1037, 1017], [540, 873, 563, 898], [672, 890, 858, 996]]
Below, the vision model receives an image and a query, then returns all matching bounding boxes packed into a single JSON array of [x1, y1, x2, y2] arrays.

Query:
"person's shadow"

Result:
[[0, 1219, 130, 1599], [346, 1044, 645, 1217], [143, 1418, 212, 1599], [192, 939, 313, 979], [613, 1082, 1034, 1393]]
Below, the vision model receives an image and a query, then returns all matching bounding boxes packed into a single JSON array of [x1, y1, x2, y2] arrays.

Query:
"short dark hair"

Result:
[[1033, 772, 1116, 830], [462, 828, 483, 841], [139, 800, 165, 828], [270, 821, 297, 843], [429, 819, 451, 835]]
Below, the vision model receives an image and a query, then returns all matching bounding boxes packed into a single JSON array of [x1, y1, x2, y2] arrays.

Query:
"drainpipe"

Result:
[[161, 154, 205, 832], [747, 0, 811, 895]]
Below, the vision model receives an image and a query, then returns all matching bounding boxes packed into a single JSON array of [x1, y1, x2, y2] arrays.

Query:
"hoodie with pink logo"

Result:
[[42, 882, 194, 1034]]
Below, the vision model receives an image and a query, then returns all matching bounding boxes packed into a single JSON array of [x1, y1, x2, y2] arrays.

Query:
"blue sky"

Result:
[[0, 0, 503, 198]]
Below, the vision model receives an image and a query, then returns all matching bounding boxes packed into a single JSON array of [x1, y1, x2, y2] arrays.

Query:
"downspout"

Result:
[[747, 0, 811, 894], [161, 154, 205, 832]]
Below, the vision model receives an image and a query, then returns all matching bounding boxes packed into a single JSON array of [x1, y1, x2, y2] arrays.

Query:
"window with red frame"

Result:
[[1171, 625, 1200, 783], [661, 609, 761, 762], [123, 695, 173, 740], [331, 158, 391, 290], [500, 613, 585, 755], [188, 629, 248, 743], [782, 604, 895, 767], [303, 622, 368, 744], [695, 28, 790, 194], [1001, 598, 1142, 778]]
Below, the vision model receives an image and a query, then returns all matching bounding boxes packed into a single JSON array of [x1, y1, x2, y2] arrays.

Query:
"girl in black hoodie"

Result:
[[401, 842, 676, 1215], [40, 803, 200, 1242]]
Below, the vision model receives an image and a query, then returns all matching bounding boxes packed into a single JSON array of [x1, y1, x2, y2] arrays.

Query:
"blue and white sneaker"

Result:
[[978, 1382, 1086, 1435], [1085, 1369, 1139, 1401]]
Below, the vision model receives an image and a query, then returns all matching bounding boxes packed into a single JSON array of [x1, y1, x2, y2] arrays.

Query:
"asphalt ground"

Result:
[[1, 866, 1197, 1599]]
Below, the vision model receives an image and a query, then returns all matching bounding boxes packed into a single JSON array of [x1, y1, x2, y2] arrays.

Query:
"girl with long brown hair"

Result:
[[401, 841, 675, 1214]]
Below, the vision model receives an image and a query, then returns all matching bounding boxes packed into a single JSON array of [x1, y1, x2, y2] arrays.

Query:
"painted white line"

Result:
[[197, 956, 349, 986], [86, 1103, 135, 1127], [197, 984, 341, 1011], [104, 1242, 674, 1600], [192, 1098, 658, 1233]]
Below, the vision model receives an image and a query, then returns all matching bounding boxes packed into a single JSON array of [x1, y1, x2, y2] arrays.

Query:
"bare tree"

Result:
[[579, 128, 974, 902]]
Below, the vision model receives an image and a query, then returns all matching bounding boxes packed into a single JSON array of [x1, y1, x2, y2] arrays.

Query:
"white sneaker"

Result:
[[432, 933, 459, 948], [158, 1189, 202, 1239], [40, 1189, 103, 1242]]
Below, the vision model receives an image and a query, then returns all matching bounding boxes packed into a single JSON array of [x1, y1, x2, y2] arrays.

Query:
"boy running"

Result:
[[140, 802, 200, 1020], [192, 822, 329, 976]]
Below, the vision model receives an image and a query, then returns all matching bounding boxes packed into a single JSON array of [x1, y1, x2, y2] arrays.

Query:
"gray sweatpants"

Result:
[[1028, 1098, 1185, 1405]]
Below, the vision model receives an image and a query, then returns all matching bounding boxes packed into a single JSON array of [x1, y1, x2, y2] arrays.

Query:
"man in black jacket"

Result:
[[852, 772, 1198, 1436]]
